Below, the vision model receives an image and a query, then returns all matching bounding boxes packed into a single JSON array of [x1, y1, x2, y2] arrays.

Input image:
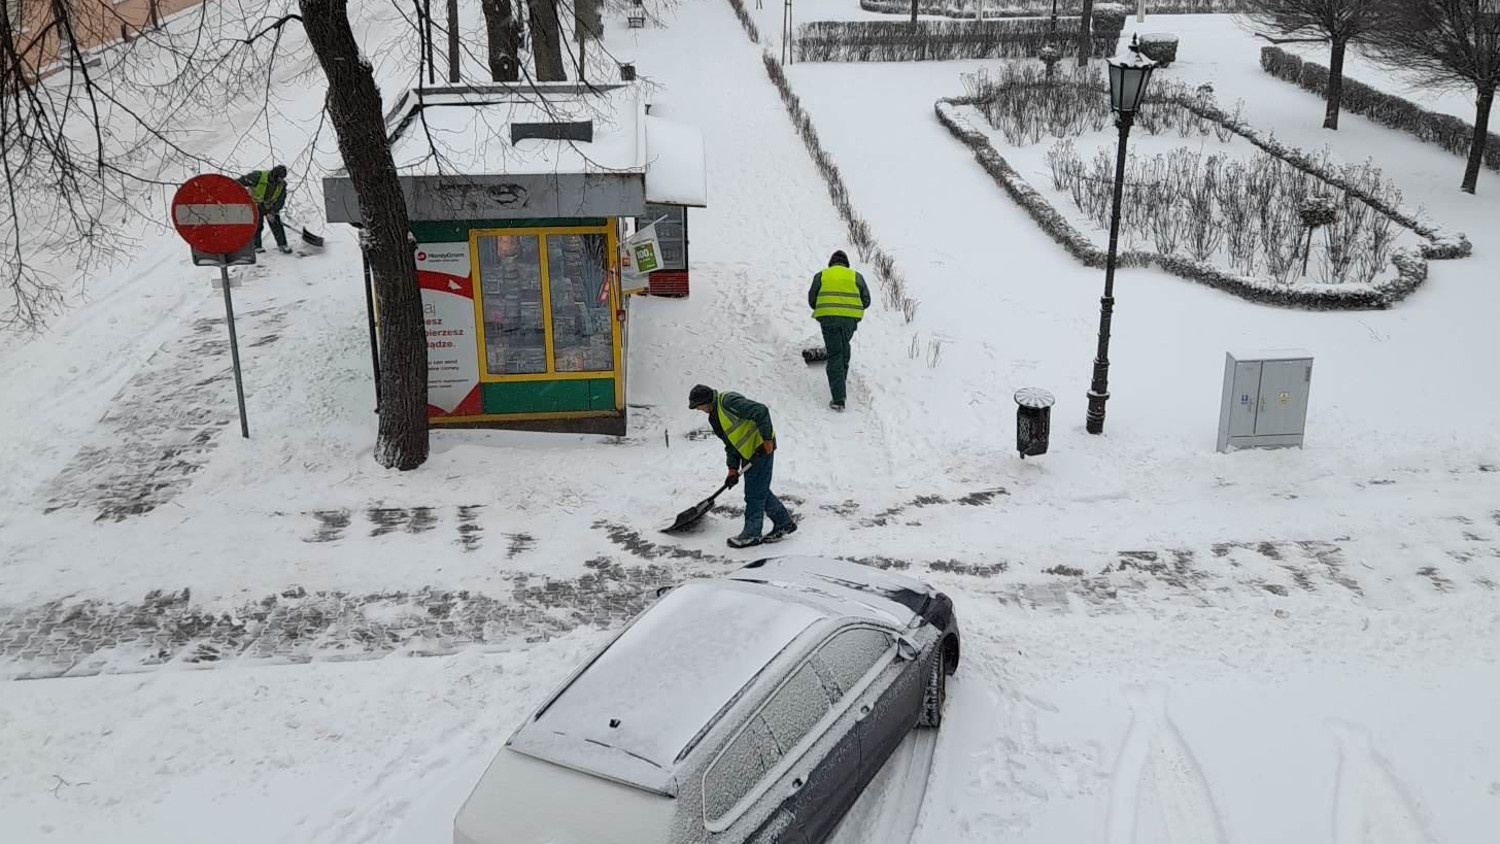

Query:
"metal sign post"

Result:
[[216, 256, 250, 438], [171, 173, 261, 439]]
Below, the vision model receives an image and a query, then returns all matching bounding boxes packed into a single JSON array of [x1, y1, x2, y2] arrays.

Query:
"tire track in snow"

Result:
[[1330, 721, 1439, 844], [1107, 684, 1230, 844]]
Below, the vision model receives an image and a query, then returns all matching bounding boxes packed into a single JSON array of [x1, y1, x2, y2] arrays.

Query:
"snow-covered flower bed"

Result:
[[935, 64, 1470, 309]]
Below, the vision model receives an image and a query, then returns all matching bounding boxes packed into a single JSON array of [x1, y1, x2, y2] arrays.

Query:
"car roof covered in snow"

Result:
[[507, 579, 826, 793], [505, 558, 935, 794]]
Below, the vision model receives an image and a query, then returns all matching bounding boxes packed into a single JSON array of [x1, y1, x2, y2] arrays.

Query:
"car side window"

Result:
[[758, 662, 832, 754], [704, 716, 780, 823], [814, 627, 893, 700]]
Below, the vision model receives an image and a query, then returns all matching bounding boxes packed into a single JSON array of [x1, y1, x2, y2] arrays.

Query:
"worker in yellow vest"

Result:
[[808, 250, 871, 411], [236, 164, 291, 254], [690, 384, 796, 548]]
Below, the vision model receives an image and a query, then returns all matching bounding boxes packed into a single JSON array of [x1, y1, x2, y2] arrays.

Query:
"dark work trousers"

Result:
[[741, 452, 792, 539], [819, 316, 859, 404], [254, 210, 288, 249]]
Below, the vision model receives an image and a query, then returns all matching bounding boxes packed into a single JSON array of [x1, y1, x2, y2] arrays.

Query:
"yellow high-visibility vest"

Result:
[[812, 265, 864, 320], [251, 171, 284, 206], [716, 393, 766, 461]]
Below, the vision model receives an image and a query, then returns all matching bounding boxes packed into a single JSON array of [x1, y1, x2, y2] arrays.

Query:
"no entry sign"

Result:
[[171, 174, 259, 255]]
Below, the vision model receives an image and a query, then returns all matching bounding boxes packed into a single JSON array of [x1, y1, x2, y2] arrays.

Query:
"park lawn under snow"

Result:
[[3, 3, 1500, 844]]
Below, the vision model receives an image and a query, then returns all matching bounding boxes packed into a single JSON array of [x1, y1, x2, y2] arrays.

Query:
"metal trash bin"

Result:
[[1014, 387, 1055, 459]]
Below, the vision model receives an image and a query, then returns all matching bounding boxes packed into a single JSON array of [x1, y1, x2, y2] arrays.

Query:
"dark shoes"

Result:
[[829, 401, 845, 411], [764, 521, 798, 543], [728, 522, 796, 548], [278, 244, 293, 254]]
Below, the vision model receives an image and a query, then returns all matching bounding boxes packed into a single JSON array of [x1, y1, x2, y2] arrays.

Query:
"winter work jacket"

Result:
[[809, 265, 871, 320], [709, 391, 775, 469], [238, 170, 287, 214]]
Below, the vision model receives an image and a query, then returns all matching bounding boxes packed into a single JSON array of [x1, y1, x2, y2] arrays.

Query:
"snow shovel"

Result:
[[660, 478, 733, 534], [274, 213, 325, 248]]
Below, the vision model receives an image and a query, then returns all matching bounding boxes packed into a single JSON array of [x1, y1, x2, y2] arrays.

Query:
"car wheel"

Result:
[[917, 652, 946, 728]]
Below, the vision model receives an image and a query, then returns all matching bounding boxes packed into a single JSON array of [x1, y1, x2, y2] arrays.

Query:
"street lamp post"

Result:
[[1085, 35, 1157, 436]]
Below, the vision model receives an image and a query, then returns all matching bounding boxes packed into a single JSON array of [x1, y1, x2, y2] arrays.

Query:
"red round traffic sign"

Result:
[[171, 174, 260, 255]]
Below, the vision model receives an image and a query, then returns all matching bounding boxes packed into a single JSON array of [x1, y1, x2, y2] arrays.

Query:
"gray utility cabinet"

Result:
[[1217, 350, 1313, 452]]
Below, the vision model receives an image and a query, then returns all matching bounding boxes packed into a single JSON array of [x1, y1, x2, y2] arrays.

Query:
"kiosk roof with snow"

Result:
[[324, 81, 707, 436], [322, 81, 706, 223]]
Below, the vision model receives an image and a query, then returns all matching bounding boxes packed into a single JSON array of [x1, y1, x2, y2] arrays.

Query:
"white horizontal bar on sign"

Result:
[[175, 204, 255, 226]]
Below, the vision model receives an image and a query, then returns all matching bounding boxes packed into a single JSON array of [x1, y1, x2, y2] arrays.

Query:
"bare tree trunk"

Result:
[[1463, 86, 1494, 195], [909, 0, 917, 23], [299, 0, 429, 470], [527, 0, 565, 81], [481, 0, 520, 82], [1077, 0, 1094, 66], [1323, 37, 1346, 130], [447, 0, 460, 82]]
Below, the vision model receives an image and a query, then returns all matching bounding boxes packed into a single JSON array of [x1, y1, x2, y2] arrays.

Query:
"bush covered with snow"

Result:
[[1260, 47, 1500, 175], [935, 94, 1465, 309], [725, 0, 760, 43], [1137, 32, 1179, 66], [793, 12, 1123, 62]]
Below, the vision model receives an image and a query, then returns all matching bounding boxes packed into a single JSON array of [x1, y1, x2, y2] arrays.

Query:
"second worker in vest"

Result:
[[690, 384, 797, 548], [237, 164, 292, 254], [808, 250, 871, 411]]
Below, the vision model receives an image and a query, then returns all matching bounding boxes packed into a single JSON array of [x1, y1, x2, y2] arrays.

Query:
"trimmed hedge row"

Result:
[[1261, 46, 1500, 175], [725, 0, 761, 43], [936, 99, 1447, 309], [858, 0, 1254, 18], [794, 9, 1125, 62]]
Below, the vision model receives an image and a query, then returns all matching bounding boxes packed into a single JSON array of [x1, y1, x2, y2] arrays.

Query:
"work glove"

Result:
[[761, 439, 775, 455], [725, 470, 739, 489]]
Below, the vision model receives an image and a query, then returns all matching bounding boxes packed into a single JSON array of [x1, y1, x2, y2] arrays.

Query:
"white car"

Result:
[[454, 556, 961, 844]]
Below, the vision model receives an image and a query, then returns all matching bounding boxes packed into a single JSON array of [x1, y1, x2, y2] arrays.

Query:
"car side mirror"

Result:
[[895, 636, 919, 662], [655, 585, 675, 598]]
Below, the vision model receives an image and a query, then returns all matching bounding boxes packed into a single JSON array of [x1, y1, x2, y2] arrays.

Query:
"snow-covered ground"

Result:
[[2, 3, 1499, 843]]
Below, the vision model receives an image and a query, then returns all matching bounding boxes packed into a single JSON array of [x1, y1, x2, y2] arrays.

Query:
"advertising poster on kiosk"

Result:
[[415, 243, 482, 418]]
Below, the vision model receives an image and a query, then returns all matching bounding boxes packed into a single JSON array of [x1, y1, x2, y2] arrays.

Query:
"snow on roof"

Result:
[[388, 84, 645, 178], [644, 115, 708, 207], [512, 580, 824, 788]]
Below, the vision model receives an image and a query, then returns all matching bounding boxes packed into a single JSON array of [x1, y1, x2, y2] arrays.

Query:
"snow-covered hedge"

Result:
[[1261, 47, 1500, 175], [794, 12, 1123, 62], [859, 0, 1254, 17], [1137, 32, 1179, 66], [762, 54, 919, 321], [725, 0, 761, 43], [936, 99, 1455, 309]]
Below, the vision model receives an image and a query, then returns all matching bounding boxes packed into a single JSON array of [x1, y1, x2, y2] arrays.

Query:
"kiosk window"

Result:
[[546, 233, 613, 373], [477, 234, 545, 375]]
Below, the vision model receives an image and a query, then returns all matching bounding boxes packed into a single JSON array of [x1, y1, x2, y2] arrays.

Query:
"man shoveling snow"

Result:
[[689, 384, 797, 548], [237, 165, 293, 254]]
